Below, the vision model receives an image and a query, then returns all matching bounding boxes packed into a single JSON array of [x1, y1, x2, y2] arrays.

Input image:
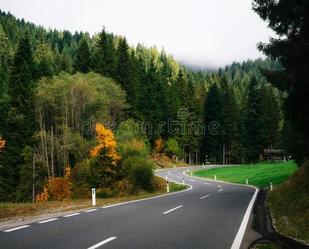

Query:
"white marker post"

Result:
[[165, 175, 168, 181], [246, 177, 248, 185], [270, 181, 273, 191], [214, 175, 217, 181], [92, 188, 96, 206], [182, 178, 185, 185], [166, 181, 170, 193]]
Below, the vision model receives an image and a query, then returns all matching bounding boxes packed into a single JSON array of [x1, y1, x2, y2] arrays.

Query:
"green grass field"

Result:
[[193, 161, 297, 188]]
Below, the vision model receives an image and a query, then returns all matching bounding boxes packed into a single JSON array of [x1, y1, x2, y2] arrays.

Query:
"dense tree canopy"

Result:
[[0, 10, 285, 201]]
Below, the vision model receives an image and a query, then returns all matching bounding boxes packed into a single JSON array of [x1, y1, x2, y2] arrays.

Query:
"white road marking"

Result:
[[218, 189, 223, 192], [3, 225, 30, 232], [64, 212, 80, 218], [38, 218, 58, 224], [176, 176, 182, 179], [163, 205, 183, 214], [189, 179, 196, 182], [87, 237, 117, 249], [217, 185, 222, 188], [230, 187, 258, 249], [203, 182, 211, 185], [85, 209, 98, 213], [200, 194, 210, 199]]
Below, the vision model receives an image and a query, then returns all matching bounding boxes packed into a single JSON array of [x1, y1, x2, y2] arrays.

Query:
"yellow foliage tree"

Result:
[[90, 123, 120, 164]]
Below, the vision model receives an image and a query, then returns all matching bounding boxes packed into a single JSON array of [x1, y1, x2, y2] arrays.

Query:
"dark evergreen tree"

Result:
[[94, 28, 116, 77], [244, 77, 265, 163], [115, 38, 132, 100], [200, 83, 223, 163], [219, 76, 240, 164], [74, 36, 91, 73], [253, 0, 309, 164], [1, 33, 36, 200]]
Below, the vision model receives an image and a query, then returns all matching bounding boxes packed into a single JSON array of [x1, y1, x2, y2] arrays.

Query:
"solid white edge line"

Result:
[[87, 237, 117, 249], [218, 189, 223, 192], [200, 194, 210, 199], [85, 209, 98, 213], [230, 187, 258, 249], [38, 218, 58, 224], [3, 225, 30, 232], [180, 166, 259, 249], [163, 205, 183, 215], [64, 212, 80, 217]]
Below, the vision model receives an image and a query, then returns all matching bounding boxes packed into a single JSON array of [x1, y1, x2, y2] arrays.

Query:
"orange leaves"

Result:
[[90, 123, 120, 165], [35, 187, 49, 202], [0, 137, 5, 151], [36, 165, 72, 202]]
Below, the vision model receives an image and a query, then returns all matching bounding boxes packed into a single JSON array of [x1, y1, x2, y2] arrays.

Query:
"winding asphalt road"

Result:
[[0, 166, 257, 249]]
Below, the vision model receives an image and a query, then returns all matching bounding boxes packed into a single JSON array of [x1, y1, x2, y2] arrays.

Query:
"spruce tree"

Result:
[[74, 36, 91, 73], [200, 83, 223, 163], [244, 77, 265, 163], [115, 37, 131, 99], [94, 28, 116, 77], [1, 33, 36, 200], [253, 0, 309, 163]]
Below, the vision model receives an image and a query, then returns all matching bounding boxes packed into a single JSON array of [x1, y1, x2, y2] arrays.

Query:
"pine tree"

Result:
[[253, 0, 309, 164], [200, 83, 223, 163], [0, 25, 10, 134], [94, 28, 116, 77], [244, 77, 265, 163], [1, 33, 36, 200], [115, 37, 131, 99], [74, 36, 91, 73]]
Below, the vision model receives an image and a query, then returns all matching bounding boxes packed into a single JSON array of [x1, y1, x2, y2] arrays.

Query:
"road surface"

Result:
[[0, 166, 257, 249]]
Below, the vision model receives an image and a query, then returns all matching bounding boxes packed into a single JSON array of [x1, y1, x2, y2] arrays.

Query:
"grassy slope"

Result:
[[268, 162, 309, 242], [194, 161, 297, 188]]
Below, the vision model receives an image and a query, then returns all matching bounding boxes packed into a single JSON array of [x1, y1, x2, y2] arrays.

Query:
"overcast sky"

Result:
[[0, 0, 274, 69]]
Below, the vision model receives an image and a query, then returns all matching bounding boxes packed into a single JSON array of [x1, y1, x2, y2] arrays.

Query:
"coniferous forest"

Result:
[[0, 9, 300, 202]]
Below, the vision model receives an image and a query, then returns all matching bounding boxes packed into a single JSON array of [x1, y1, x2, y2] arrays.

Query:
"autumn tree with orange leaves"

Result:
[[0, 137, 5, 151], [89, 123, 120, 188]]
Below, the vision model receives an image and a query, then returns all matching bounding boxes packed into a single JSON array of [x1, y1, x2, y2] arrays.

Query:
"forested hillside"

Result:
[[0, 10, 284, 202]]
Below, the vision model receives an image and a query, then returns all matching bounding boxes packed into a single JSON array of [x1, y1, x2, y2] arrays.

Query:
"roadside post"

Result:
[[165, 175, 168, 181], [166, 180, 170, 193], [92, 188, 96, 206], [270, 181, 273, 191], [246, 177, 248, 185], [182, 177, 185, 185], [214, 175, 217, 181]]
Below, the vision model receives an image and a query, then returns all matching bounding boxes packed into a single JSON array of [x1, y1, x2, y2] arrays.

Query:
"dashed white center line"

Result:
[[64, 212, 80, 218], [203, 182, 211, 185], [87, 237, 117, 249], [218, 189, 223, 192], [217, 185, 222, 188], [38, 218, 58, 224], [3, 225, 30, 232], [85, 209, 98, 213], [200, 194, 210, 199], [163, 205, 183, 214]]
